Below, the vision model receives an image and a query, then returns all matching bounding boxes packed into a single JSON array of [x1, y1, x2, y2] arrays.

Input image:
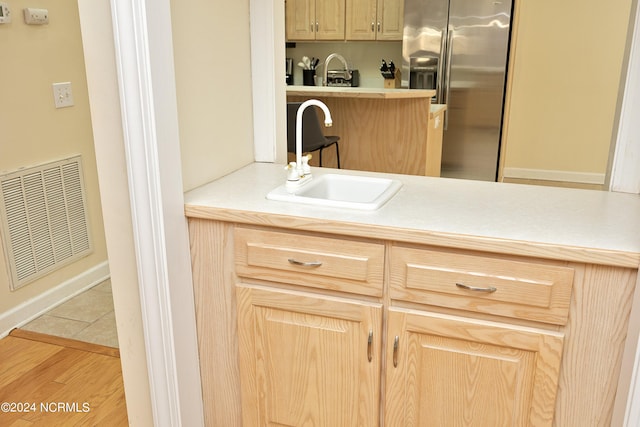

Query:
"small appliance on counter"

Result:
[[285, 58, 293, 85], [323, 53, 359, 87], [326, 69, 359, 87]]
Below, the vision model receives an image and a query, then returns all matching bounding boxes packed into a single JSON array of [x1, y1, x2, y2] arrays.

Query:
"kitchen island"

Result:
[[184, 162, 640, 426], [287, 86, 441, 176]]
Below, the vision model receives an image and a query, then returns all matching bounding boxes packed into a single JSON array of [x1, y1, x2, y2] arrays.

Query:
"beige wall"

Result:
[[0, 0, 107, 313], [502, 0, 634, 179], [171, 0, 256, 192]]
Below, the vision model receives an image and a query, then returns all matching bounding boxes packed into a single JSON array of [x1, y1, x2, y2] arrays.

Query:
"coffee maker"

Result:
[[285, 58, 293, 85]]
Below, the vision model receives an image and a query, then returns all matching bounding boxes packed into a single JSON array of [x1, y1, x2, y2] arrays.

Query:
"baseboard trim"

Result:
[[0, 261, 110, 338], [502, 167, 606, 185]]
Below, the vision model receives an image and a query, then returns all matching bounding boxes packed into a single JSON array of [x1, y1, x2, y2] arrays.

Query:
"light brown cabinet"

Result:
[[286, 0, 346, 41], [384, 308, 563, 426], [234, 227, 385, 424], [236, 284, 382, 426], [384, 243, 569, 426], [236, 232, 564, 426], [187, 217, 638, 426], [346, 0, 404, 41]]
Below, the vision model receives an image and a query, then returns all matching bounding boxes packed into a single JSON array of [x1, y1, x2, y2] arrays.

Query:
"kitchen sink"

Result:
[[266, 173, 402, 210]]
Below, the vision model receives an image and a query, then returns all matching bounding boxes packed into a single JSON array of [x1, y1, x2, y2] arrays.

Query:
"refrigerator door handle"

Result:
[[443, 26, 454, 130], [436, 28, 448, 104]]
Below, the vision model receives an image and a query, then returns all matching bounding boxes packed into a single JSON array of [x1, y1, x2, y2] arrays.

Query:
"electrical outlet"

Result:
[[52, 82, 74, 109], [23, 7, 48, 25]]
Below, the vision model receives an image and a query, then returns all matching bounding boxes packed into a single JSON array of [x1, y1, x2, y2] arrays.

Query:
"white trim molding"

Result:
[[250, 0, 277, 162], [0, 261, 110, 338], [610, 0, 640, 194], [250, 0, 287, 165], [109, 0, 204, 425], [502, 167, 606, 185]]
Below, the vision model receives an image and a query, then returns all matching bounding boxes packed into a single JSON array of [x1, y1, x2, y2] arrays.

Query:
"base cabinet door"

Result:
[[384, 308, 564, 427], [236, 284, 382, 426]]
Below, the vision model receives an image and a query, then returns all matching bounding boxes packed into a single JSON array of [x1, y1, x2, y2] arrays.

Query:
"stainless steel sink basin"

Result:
[[266, 173, 402, 210]]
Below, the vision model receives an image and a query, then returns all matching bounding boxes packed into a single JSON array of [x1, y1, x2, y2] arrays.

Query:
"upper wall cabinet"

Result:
[[346, 0, 404, 41], [286, 0, 346, 41]]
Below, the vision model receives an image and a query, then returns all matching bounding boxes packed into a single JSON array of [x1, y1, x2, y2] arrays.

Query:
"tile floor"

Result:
[[21, 279, 119, 348]]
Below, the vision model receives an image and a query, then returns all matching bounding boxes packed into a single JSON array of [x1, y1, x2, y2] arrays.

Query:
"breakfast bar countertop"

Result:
[[286, 85, 436, 99], [184, 162, 640, 268]]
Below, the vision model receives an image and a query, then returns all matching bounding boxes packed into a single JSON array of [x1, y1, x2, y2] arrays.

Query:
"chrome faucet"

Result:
[[286, 99, 333, 188], [323, 53, 351, 87]]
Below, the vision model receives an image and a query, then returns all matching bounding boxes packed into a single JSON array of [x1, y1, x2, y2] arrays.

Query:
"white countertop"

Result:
[[184, 163, 640, 267]]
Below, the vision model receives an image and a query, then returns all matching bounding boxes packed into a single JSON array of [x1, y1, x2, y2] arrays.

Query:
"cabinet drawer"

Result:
[[234, 227, 385, 296], [390, 245, 574, 325]]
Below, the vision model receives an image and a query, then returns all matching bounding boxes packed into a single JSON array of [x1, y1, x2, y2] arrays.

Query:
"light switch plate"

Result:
[[52, 82, 74, 108]]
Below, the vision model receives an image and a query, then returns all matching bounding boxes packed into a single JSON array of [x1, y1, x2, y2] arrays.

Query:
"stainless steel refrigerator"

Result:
[[402, 0, 512, 181]]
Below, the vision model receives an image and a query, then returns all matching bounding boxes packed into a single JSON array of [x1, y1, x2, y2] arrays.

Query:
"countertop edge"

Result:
[[430, 104, 447, 117], [184, 204, 640, 268], [286, 86, 436, 99]]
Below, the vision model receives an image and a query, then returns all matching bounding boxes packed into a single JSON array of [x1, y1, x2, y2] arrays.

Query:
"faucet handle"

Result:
[[286, 161, 299, 181], [301, 154, 312, 175]]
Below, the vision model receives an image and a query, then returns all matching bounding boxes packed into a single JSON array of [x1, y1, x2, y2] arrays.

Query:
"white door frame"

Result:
[[108, 0, 203, 425], [108, 0, 640, 424]]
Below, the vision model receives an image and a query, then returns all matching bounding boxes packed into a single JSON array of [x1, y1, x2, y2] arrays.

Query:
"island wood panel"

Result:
[[427, 105, 446, 177], [188, 219, 243, 427], [553, 264, 638, 425], [287, 95, 438, 176]]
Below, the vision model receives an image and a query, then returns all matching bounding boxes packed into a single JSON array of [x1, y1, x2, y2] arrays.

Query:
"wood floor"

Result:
[[0, 329, 128, 426]]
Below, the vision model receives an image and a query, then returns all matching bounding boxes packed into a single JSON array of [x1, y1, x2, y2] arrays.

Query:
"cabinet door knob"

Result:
[[455, 282, 497, 293], [288, 258, 323, 267], [393, 335, 399, 367], [367, 330, 373, 362]]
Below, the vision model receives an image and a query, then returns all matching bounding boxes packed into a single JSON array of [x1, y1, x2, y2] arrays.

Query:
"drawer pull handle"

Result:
[[456, 282, 497, 293], [288, 258, 323, 268], [367, 330, 373, 362], [393, 336, 399, 367]]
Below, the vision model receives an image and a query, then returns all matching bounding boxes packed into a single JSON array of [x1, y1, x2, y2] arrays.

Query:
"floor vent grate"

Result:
[[0, 155, 93, 290]]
